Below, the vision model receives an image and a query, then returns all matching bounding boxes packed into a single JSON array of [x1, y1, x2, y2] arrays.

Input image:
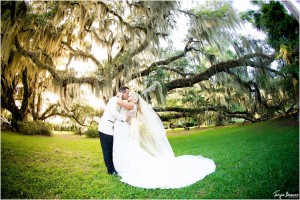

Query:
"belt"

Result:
[[108, 119, 124, 123]]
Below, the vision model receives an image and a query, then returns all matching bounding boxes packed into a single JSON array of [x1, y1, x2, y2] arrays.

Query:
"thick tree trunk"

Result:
[[1, 68, 32, 130], [1, 76, 23, 130], [20, 68, 31, 118]]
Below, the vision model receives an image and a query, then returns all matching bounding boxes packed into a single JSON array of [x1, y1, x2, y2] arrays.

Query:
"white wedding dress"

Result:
[[113, 99, 216, 189]]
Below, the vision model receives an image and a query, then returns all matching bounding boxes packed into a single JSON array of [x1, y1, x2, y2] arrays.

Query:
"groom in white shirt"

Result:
[[98, 86, 130, 175]]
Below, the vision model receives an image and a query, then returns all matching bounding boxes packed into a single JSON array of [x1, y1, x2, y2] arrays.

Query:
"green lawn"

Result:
[[1, 116, 299, 199]]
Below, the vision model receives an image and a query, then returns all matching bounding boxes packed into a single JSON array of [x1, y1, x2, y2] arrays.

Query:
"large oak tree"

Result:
[[1, 1, 296, 129]]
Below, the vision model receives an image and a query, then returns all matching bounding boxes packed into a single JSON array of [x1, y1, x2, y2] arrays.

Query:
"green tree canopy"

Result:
[[2, 0, 296, 129]]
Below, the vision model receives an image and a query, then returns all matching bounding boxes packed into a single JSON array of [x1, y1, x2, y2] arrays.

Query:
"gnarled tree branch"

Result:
[[154, 106, 259, 122], [15, 37, 103, 87], [165, 53, 275, 91], [61, 41, 101, 66], [132, 40, 194, 79]]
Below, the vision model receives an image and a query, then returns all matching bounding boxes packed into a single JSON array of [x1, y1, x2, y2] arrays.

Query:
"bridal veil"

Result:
[[129, 94, 174, 159]]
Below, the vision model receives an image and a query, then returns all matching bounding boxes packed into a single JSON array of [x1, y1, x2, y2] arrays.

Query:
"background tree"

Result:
[[2, 0, 294, 130], [241, 0, 299, 120]]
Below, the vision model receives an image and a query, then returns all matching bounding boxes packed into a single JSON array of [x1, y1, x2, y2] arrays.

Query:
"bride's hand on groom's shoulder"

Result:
[[116, 92, 122, 98]]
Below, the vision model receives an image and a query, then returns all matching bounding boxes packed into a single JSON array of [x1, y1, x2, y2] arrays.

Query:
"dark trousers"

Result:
[[98, 131, 116, 174]]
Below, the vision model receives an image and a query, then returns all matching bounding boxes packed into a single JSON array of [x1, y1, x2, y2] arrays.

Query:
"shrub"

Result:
[[74, 128, 83, 135], [17, 120, 53, 136], [52, 124, 78, 131], [84, 126, 99, 138]]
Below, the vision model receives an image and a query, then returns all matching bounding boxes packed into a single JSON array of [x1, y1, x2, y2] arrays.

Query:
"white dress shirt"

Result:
[[98, 96, 126, 135]]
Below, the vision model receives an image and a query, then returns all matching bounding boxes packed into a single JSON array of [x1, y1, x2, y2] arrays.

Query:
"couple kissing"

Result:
[[98, 86, 216, 189]]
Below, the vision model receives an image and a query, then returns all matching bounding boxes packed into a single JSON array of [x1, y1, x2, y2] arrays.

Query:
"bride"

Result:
[[113, 91, 216, 189]]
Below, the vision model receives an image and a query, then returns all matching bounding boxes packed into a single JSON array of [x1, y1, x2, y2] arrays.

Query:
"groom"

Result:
[[98, 86, 130, 175]]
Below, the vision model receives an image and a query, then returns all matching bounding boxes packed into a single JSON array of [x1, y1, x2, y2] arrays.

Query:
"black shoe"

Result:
[[109, 171, 119, 176], [112, 171, 118, 175]]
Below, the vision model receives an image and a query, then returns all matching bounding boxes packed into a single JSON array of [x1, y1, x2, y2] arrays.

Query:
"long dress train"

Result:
[[113, 104, 216, 189]]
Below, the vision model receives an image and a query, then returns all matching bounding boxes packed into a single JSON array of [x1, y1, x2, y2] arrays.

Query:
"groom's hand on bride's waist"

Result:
[[126, 115, 131, 124]]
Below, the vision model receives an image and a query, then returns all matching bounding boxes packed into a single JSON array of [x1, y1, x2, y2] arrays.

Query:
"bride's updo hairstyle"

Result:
[[130, 92, 142, 115], [130, 92, 139, 103]]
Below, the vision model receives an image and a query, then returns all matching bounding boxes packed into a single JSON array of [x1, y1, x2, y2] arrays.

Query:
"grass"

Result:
[[1, 116, 299, 199]]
